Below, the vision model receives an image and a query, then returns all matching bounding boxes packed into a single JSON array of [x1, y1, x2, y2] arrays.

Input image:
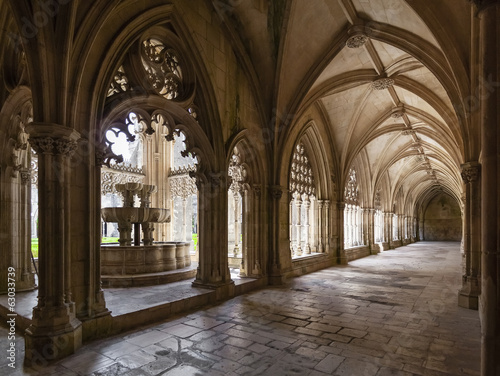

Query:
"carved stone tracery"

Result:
[[289, 143, 315, 199]]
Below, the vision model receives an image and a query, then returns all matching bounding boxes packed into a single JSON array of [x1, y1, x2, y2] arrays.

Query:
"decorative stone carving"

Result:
[[107, 65, 129, 97], [461, 163, 480, 183], [345, 168, 359, 205], [270, 186, 283, 200], [101, 164, 145, 195], [289, 142, 315, 199], [30, 155, 38, 185], [29, 137, 54, 154], [141, 39, 184, 100], [169, 174, 197, 199], [374, 189, 381, 210], [372, 77, 394, 90], [20, 169, 31, 185], [391, 106, 405, 118], [346, 34, 368, 48], [55, 138, 78, 156], [402, 129, 415, 136], [469, 0, 497, 11], [228, 147, 247, 193]]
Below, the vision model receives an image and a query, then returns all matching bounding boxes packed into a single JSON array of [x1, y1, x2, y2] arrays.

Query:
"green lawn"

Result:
[[192, 233, 198, 251], [31, 235, 196, 255], [102, 237, 119, 243], [31, 238, 38, 258], [31, 237, 119, 258]]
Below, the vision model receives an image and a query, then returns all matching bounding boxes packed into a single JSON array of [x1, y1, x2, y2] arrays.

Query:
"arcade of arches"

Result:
[[0, 0, 498, 374]]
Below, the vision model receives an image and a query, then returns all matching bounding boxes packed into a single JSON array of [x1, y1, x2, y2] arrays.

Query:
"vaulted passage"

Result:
[[0, 242, 480, 375], [0, 1, 498, 374]]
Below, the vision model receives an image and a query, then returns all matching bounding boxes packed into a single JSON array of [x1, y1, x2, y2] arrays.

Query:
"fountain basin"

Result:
[[101, 207, 171, 224]]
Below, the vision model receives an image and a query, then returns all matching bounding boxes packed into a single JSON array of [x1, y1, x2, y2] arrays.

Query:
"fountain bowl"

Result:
[[101, 207, 171, 223]]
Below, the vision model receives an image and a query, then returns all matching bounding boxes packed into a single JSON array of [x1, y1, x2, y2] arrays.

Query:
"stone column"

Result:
[[295, 195, 302, 256], [233, 192, 240, 256], [385, 212, 393, 249], [338, 202, 347, 264], [192, 172, 233, 294], [24, 124, 82, 365], [240, 188, 249, 277], [476, 2, 499, 374], [269, 185, 285, 284], [303, 197, 311, 254], [368, 208, 377, 254], [459, 162, 481, 309], [317, 200, 324, 252], [324, 200, 331, 253], [251, 185, 262, 276]]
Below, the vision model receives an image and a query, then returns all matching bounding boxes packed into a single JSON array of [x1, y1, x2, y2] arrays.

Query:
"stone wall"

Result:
[[423, 193, 461, 241]]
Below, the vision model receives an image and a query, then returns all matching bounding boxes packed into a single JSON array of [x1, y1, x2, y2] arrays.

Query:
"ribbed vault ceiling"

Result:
[[222, 0, 464, 211]]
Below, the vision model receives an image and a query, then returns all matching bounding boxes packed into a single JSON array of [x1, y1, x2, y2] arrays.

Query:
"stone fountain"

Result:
[[101, 182, 170, 246], [100, 182, 194, 287]]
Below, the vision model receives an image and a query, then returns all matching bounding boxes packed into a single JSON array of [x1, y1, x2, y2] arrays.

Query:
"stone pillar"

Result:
[[295, 196, 302, 256], [181, 198, 188, 242], [192, 172, 233, 293], [233, 192, 240, 256], [251, 185, 262, 276], [317, 200, 324, 252], [324, 200, 331, 253], [459, 162, 481, 309], [240, 188, 249, 277], [268, 185, 285, 284], [24, 124, 82, 365], [303, 197, 311, 254], [368, 208, 377, 254], [385, 212, 393, 249], [338, 202, 347, 264], [476, 2, 500, 374]]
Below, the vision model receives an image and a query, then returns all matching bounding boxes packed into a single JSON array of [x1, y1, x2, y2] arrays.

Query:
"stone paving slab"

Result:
[[0, 242, 480, 375]]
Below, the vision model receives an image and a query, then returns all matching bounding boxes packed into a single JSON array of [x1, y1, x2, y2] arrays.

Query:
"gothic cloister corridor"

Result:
[[0, 242, 481, 375], [0, 0, 498, 374]]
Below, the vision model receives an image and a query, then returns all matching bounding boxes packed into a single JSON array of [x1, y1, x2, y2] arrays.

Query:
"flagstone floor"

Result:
[[0, 242, 480, 375]]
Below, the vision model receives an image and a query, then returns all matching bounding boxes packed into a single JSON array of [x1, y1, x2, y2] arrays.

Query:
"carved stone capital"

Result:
[[469, 0, 498, 12], [270, 185, 283, 200], [253, 184, 262, 197], [461, 162, 481, 183], [26, 123, 80, 156]]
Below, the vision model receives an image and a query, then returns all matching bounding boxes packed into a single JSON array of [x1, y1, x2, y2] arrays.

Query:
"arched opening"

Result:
[[423, 192, 462, 241]]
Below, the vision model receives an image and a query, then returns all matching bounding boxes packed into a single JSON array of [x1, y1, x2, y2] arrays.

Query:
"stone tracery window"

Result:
[[141, 39, 184, 100], [344, 168, 363, 248], [289, 142, 317, 257]]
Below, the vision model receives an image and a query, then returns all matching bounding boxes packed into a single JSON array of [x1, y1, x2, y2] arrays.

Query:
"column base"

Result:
[[338, 249, 349, 265], [370, 244, 380, 255], [458, 276, 480, 310], [24, 315, 82, 367], [191, 279, 235, 301]]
